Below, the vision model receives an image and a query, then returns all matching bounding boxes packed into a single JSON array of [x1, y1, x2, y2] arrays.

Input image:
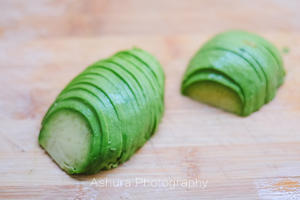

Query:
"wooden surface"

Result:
[[1, 0, 300, 199]]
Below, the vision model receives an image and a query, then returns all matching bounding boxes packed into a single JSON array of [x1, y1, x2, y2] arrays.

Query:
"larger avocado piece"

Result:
[[181, 30, 285, 116], [39, 48, 165, 174]]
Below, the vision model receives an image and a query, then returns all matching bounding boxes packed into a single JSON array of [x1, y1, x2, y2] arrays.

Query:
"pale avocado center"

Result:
[[39, 109, 91, 173], [185, 81, 243, 115]]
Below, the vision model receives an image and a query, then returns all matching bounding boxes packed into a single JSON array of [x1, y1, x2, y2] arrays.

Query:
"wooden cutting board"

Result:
[[1, 0, 300, 199]]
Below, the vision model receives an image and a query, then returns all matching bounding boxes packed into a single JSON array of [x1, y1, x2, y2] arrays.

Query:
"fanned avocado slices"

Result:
[[39, 48, 165, 174], [181, 30, 285, 116]]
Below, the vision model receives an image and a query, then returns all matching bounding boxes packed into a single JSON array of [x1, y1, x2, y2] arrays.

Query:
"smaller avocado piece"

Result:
[[184, 49, 261, 116], [181, 30, 285, 116]]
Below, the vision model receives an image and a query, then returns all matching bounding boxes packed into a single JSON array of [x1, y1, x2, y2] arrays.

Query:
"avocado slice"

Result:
[[182, 69, 244, 115], [86, 62, 148, 161], [115, 49, 165, 100], [224, 30, 284, 78], [106, 56, 158, 138], [181, 30, 285, 116], [202, 31, 283, 101], [114, 51, 164, 127], [215, 30, 285, 85], [183, 48, 262, 116], [185, 81, 243, 115], [124, 48, 165, 90], [71, 71, 141, 164], [39, 99, 101, 174], [56, 83, 122, 172], [39, 48, 165, 174]]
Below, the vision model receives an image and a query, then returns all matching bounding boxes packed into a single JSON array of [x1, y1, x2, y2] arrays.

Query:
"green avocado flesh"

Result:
[[181, 30, 285, 116], [184, 81, 242, 115], [39, 48, 165, 174], [39, 109, 92, 174]]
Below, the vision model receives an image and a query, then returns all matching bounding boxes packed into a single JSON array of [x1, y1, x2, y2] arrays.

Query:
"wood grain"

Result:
[[1, 0, 300, 199]]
